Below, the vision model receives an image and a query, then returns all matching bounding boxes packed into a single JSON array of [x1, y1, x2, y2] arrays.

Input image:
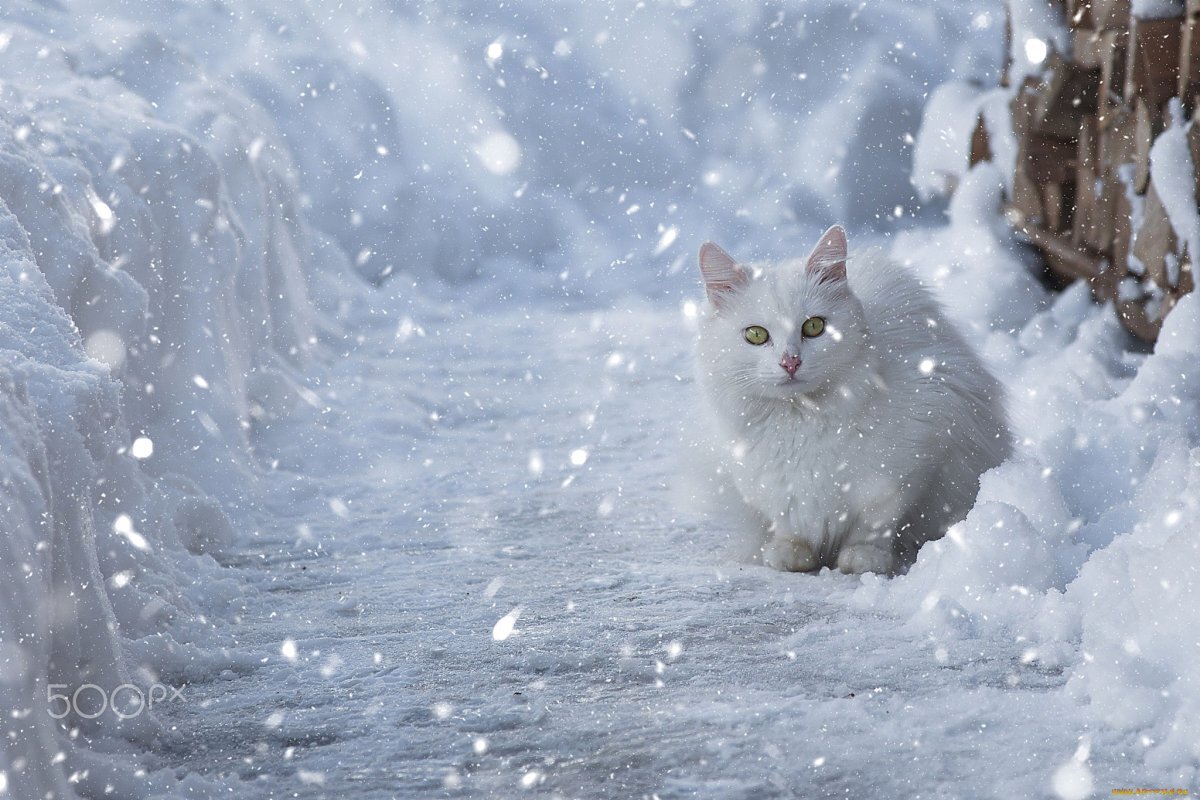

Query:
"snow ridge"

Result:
[[0, 12, 335, 798]]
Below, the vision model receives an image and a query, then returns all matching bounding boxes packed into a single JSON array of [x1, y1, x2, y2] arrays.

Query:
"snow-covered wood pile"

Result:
[[986, 0, 1200, 340]]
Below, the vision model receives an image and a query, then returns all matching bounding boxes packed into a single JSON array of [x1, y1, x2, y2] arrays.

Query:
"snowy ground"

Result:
[[141, 291, 1169, 798]]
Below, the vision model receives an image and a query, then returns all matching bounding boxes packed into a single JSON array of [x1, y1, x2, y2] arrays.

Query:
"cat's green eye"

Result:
[[801, 317, 825, 338], [743, 325, 770, 345]]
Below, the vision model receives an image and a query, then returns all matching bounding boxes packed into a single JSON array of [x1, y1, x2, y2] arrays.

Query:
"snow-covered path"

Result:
[[144, 301, 1149, 799]]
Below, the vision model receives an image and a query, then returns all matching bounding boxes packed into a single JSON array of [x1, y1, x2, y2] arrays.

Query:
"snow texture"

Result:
[[0, 0, 1197, 797]]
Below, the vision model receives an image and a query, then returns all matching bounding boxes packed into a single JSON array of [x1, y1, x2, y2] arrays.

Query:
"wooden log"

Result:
[[1012, 79, 1078, 185], [969, 113, 992, 167], [1100, 103, 1136, 173], [1116, 296, 1162, 340], [1134, 97, 1162, 193], [1182, 16, 1200, 112], [1062, 180, 1080, 234], [1132, 182, 1180, 288], [1093, 100, 1130, 260], [1043, 182, 1067, 231], [1035, 52, 1101, 138], [1011, 168, 1046, 227], [1073, 115, 1100, 247], [1012, 218, 1105, 280], [1178, 258, 1195, 294], [1099, 184, 1135, 302], [1077, 112, 1121, 255], [1074, 27, 1104, 67], [1092, 0, 1132, 30], [1087, 171, 1121, 253], [1027, 133, 1080, 183], [1011, 78, 1039, 139], [1098, 29, 1128, 108], [1161, 288, 1189, 320], [1125, 15, 1185, 117], [1070, 1, 1099, 29]]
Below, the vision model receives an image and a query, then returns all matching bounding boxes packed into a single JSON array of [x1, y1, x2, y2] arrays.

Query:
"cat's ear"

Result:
[[698, 242, 749, 310], [805, 225, 848, 284]]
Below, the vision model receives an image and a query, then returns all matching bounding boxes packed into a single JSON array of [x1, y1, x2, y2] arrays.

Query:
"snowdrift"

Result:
[[0, 7, 335, 798], [877, 134, 1200, 785], [898, 0, 1200, 780]]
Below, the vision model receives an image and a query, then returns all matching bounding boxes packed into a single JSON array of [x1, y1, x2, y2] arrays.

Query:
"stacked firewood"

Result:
[[982, 0, 1200, 340]]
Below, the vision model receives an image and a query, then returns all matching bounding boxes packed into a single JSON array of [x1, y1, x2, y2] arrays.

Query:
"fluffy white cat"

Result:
[[693, 226, 1011, 575]]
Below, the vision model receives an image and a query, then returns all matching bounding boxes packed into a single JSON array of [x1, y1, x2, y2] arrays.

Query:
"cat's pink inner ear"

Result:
[[805, 225, 848, 284], [698, 242, 748, 308]]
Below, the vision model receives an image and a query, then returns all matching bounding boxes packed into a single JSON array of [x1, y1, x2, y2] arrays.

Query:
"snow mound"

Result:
[[854, 166, 1200, 783], [902, 14, 1200, 776], [0, 8, 341, 797]]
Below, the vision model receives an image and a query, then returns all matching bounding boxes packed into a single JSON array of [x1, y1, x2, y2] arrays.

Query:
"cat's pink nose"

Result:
[[780, 352, 800, 377]]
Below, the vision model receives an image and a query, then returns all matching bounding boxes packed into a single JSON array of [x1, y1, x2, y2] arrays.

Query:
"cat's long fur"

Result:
[[694, 227, 1011, 574]]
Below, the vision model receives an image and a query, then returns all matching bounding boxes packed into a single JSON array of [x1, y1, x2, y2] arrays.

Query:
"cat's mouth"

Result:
[[775, 375, 808, 391]]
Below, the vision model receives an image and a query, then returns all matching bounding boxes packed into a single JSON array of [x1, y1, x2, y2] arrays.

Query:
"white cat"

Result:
[[693, 226, 1011, 575]]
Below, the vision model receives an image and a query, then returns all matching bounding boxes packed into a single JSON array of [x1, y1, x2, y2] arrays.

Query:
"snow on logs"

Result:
[[977, 0, 1200, 340]]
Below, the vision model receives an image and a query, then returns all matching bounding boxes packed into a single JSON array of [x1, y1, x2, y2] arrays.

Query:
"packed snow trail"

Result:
[[145, 298, 1155, 799]]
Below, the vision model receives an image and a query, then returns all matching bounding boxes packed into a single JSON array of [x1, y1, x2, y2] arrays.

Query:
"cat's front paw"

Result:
[[836, 543, 895, 576], [763, 536, 818, 572]]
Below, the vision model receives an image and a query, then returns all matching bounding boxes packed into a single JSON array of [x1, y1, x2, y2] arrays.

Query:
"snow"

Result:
[[1132, 0, 1187, 18], [1, 0, 1198, 797], [1150, 100, 1200, 267], [1005, 0, 1069, 85], [913, 85, 1016, 199], [912, 80, 990, 198]]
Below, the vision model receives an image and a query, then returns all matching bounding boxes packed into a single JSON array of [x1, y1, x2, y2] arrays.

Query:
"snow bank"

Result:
[[896, 3, 1200, 781], [0, 6, 337, 797], [854, 162, 1200, 783], [912, 81, 990, 198]]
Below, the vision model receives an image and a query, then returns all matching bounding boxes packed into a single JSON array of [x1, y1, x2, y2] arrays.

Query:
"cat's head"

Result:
[[695, 226, 867, 402]]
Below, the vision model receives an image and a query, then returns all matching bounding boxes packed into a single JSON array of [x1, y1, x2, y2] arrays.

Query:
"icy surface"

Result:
[[0, 0, 1198, 797]]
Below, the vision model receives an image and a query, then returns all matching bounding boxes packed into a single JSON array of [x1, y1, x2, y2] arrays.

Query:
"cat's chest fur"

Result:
[[716, 362, 924, 545]]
